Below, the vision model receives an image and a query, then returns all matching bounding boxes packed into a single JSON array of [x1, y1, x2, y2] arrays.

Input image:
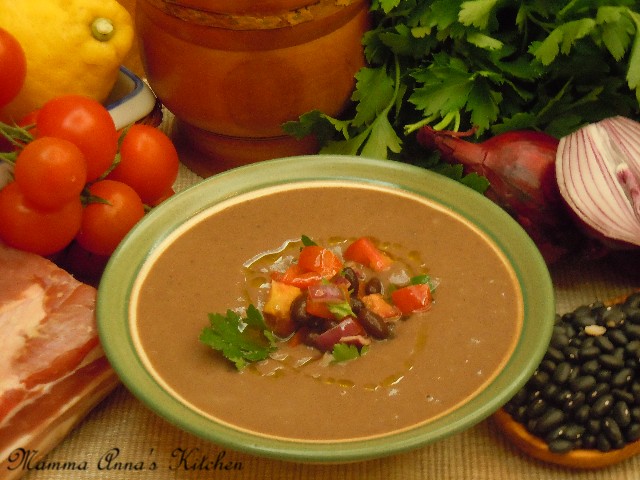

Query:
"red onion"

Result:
[[556, 116, 640, 249], [307, 283, 345, 303], [416, 127, 585, 263]]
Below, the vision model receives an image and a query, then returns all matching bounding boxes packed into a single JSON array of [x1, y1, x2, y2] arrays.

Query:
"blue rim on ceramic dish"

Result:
[[105, 66, 157, 130], [97, 155, 555, 463]]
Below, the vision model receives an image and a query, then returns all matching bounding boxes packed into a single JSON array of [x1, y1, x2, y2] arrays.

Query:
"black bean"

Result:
[[625, 423, 640, 442], [581, 359, 600, 375], [574, 404, 591, 424], [553, 362, 572, 384], [602, 417, 625, 447], [564, 391, 586, 412], [595, 335, 615, 353], [624, 325, 640, 340], [350, 296, 364, 315], [563, 423, 586, 442], [625, 339, 640, 355], [551, 332, 571, 349], [626, 308, 640, 325], [612, 388, 635, 405], [565, 346, 580, 362], [582, 434, 597, 449], [600, 354, 625, 370], [587, 418, 602, 434], [612, 368, 634, 388], [525, 397, 548, 419], [529, 370, 551, 389], [539, 359, 557, 374], [588, 383, 611, 403], [579, 345, 601, 361], [290, 294, 314, 326], [612, 401, 632, 428], [596, 369, 612, 383], [592, 394, 615, 417], [569, 375, 596, 393], [542, 383, 561, 401], [364, 277, 382, 295], [342, 267, 359, 296], [534, 408, 565, 434], [596, 433, 612, 452], [356, 308, 390, 339], [545, 347, 565, 363], [548, 438, 575, 453]]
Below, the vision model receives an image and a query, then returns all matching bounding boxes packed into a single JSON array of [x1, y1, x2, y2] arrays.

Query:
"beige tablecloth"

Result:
[[15, 114, 640, 480]]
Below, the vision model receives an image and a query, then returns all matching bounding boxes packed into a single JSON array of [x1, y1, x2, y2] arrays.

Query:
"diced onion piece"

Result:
[[556, 116, 640, 248]]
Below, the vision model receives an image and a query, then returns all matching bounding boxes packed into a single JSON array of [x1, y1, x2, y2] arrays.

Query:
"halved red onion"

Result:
[[307, 283, 345, 303], [556, 116, 640, 248]]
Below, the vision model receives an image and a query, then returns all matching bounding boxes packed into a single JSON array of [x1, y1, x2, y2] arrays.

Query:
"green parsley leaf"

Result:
[[199, 305, 276, 370], [332, 343, 368, 363]]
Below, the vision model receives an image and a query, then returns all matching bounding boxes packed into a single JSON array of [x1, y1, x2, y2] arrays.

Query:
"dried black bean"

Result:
[[534, 408, 565, 435], [525, 398, 548, 419], [591, 394, 615, 417], [594, 335, 615, 353], [626, 423, 640, 442], [603, 307, 626, 328], [596, 433, 612, 452], [563, 423, 586, 442], [569, 375, 596, 393], [548, 438, 575, 453], [624, 325, 640, 340], [579, 345, 600, 361], [553, 362, 572, 384], [612, 401, 632, 428], [581, 359, 600, 375], [564, 391, 586, 412], [611, 368, 634, 388], [602, 417, 625, 448], [600, 354, 625, 370], [545, 346, 565, 363]]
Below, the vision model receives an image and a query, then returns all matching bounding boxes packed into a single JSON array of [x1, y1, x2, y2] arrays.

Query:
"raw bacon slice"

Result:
[[0, 242, 119, 479]]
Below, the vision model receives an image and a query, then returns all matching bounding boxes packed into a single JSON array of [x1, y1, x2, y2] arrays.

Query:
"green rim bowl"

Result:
[[97, 155, 555, 464]]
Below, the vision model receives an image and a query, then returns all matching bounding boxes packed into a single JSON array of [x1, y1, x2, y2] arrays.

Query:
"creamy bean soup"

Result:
[[131, 182, 523, 441]]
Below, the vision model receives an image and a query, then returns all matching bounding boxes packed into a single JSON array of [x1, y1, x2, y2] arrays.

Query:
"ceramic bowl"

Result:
[[97, 155, 555, 463], [105, 66, 158, 130]]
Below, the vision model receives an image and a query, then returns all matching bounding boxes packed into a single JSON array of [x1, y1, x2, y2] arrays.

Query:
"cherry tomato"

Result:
[[0, 182, 83, 256], [76, 180, 145, 256], [14, 136, 87, 210], [36, 95, 118, 181], [107, 124, 179, 204], [0, 28, 27, 109]]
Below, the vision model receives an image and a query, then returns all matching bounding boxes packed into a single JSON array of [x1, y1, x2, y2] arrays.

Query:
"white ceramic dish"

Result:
[[105, 66, 157, 130]]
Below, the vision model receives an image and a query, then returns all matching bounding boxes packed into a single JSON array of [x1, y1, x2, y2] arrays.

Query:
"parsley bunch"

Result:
[[284, 0, 640, 167]]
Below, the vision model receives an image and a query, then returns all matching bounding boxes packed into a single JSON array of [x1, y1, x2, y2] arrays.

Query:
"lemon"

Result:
[[0, 0, 134, 121]]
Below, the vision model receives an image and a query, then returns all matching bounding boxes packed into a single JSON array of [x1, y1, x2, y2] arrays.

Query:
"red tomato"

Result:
[[107, 124, 179, 204], [297, 245, 343, 277], [344, 237, 393, 272], [0, 28, 27, 109], [391, 284, 433, 315], [36, 95, 118, 181], [76, 180, 145, 256], [0, 182, 83, 256], [14, 136, 87, 210]]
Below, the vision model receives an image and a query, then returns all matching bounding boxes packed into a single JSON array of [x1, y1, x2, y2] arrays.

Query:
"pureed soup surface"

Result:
[[131, 181, 523, 442]]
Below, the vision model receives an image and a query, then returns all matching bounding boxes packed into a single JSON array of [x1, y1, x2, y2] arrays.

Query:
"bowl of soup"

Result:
[[97, 155, 555, 463]]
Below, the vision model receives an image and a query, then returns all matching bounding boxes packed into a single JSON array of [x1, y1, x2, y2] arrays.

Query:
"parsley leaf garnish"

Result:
[[199, 305, 276, 370], [332, 343, 368, 363]]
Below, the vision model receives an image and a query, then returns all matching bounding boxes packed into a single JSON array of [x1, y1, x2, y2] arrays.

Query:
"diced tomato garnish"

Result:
[[344, 237, 393, 272], [272, 264, 324, 289], [362, 293, 401, 320], [391, 284, 433, 315], [297, 245, 343, 277]]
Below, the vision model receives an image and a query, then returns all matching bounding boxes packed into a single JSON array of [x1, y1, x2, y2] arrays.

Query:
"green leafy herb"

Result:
[[301, 234, 317, 246], [199, 305, 276, 370], [332, 343, 368, 363], [283, 0, 640, 176]]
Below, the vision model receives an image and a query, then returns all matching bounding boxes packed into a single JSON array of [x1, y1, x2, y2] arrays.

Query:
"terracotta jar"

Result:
[[135, 0, 370, 176]]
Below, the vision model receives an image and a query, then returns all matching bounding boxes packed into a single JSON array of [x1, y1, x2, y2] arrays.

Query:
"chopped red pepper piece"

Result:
[[272, 264, 323, 289], [362, 293, 401, 320], [344, 237, 393, 272], [297, 245, 343, 277], [391, 284, 433, 315]]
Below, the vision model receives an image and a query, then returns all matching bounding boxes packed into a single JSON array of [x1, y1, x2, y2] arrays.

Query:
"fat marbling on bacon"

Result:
[[0, 242, 119, 478]]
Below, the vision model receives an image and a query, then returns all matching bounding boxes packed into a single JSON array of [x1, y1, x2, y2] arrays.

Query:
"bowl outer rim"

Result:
[[97, 155, 555, 463]]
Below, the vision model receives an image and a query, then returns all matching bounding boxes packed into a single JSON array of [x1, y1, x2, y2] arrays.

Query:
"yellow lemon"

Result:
[[0, 0, 134, 121]]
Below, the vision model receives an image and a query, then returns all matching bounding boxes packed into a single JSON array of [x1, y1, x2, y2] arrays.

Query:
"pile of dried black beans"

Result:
[[503, 292, 640, 454]]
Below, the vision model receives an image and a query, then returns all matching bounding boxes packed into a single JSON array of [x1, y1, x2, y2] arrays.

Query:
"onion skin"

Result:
[[416, 127, 586, 264]]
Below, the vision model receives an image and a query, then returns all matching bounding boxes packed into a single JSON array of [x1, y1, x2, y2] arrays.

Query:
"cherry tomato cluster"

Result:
[[0, 94, 179, 258]]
